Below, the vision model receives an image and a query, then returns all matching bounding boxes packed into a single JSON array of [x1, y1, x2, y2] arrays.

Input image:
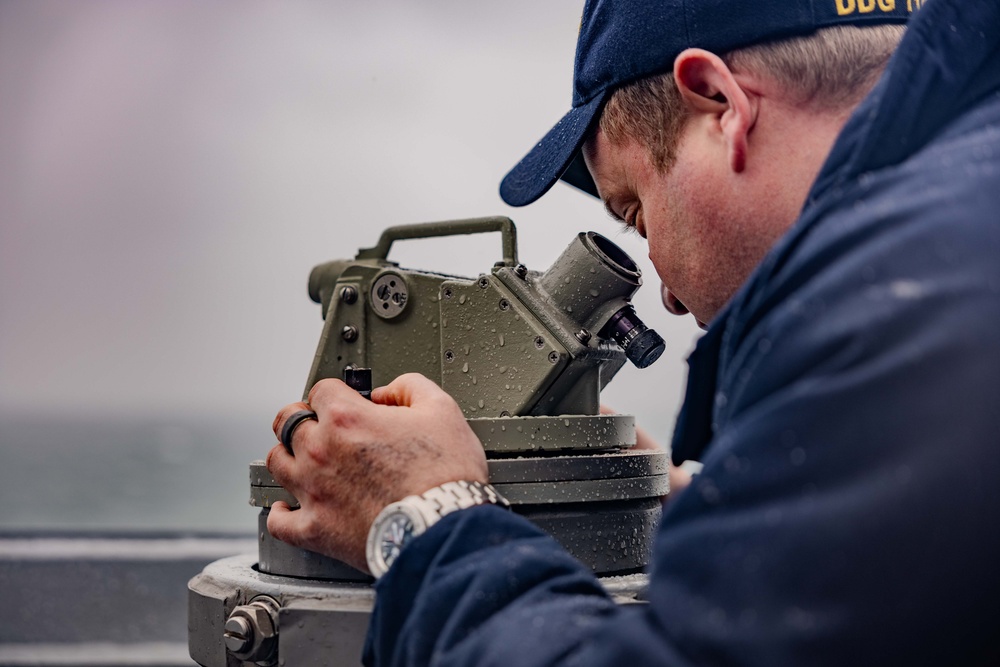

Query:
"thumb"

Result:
[[371, 372, 449, 408]]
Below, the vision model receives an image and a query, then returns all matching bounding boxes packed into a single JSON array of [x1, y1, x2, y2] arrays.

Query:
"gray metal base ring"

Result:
[[250, 453, 669, 509], [257, 510, 370, 582], [487, 449, 668, 483], [494, 474, 668, 504]]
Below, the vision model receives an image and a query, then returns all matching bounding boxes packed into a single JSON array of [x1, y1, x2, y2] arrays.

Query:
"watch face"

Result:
[[378, 510, 416, 566], [367, 504, 428, 578]]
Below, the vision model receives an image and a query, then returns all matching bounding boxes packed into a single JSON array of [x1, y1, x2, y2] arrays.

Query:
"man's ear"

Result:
[[673, 49, 757, 173]]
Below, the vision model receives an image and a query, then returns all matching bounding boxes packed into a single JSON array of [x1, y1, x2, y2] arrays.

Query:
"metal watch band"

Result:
[[366, 481, 510, 579], [417, 480, 510, 518]]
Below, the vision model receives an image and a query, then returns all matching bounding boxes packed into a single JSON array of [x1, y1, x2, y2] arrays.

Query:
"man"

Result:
[[267, 0, 1000, 664]]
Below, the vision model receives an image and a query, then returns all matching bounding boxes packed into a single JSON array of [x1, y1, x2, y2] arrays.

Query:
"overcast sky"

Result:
[[0, 1, 701, 441]]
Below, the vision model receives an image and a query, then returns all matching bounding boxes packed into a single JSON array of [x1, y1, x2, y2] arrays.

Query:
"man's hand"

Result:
[[266, 373, 488, 572]]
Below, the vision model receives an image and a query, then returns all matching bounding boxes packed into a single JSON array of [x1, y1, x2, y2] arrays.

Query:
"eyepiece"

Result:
[[600, 306, 665, 369], [587, 232, 639, 278]]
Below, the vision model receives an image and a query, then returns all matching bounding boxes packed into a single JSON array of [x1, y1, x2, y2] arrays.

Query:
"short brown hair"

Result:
[[599, 24, 905, 173]]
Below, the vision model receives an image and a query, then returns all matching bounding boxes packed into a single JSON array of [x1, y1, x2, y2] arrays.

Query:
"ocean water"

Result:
[[0, 410, 270, 534]]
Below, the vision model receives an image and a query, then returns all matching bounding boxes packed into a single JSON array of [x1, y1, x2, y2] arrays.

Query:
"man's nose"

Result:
[[660, 283, 689, 316]]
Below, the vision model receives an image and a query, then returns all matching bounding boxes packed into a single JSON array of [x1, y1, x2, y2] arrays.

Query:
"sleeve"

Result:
[[362, 505, 702, 667]]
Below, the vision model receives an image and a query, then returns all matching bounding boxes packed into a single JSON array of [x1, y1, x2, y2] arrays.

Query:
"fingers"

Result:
[[266, 441, 300, 491], [272, 402, 319, 463], [633, 423, 664, 451], [273, 400, 312, 439], [600, 405, 663, 451], [308, 377, 372, 413], [668, 463, 693, 496], [371, 372, 447, 407], [267, 501, 313, 549]]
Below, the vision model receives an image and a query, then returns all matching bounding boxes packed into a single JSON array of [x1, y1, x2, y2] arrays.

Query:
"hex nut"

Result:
[[225, 597, 279, 665]]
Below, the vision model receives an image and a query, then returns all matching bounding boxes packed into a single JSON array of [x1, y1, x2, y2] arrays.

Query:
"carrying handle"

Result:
[[355, 216, 518, 267]]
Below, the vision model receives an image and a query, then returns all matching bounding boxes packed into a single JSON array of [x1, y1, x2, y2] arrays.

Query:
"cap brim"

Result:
[[499, 93, 606, 207]]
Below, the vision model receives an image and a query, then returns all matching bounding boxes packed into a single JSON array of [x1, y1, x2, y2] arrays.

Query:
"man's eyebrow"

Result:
[[602, 198, 624, 223]]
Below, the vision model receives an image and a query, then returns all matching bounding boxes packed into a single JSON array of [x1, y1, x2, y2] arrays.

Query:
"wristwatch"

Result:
[[365, 480, 509, 578]]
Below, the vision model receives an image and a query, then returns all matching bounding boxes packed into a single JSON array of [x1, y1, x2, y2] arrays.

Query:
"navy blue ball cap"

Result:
[[499, 94, 606, 207], [500, 0, 912, 207]]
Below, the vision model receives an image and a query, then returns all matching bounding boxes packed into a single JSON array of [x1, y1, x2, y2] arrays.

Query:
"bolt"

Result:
[[339, 285, 358, 304], [224, 616, 252, 654], [534, 336, 545, 349], [341, 325, 358, 342], [514, 264, 528, 279], [499, 298, 510, 311], [548, 351, 560, 364], [478, 276, 490, 289], [224, 596, 279, 664], [444, 349, 455, 362], [575, 329, 592, 344]]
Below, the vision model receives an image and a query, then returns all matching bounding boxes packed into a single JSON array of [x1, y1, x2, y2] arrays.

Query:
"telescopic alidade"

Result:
[[188, 217, 668, 666]]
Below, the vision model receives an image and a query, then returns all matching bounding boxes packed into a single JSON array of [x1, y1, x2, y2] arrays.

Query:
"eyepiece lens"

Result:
[[600, 306, 666, 369]]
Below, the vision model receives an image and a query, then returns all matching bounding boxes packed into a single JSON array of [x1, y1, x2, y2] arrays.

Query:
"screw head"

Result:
[[341, 325, 359, 342], [534, 336, 545, 349], [499, 298, 510, 311], [339, 285, 358, 304], [444, 349, 455, 362], [443, 287, 454, 299], [514, 264, 528, 279], [548, 351, 560, 364], [478, 276, 490, 289], [223, 616, 252, 654]]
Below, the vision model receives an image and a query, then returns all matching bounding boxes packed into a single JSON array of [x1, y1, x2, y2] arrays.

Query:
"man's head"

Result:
[[587, 25, 903, 323], [500, 0, 910, 324]]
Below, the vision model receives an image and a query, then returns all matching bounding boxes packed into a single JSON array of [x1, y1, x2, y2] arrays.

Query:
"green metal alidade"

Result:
[[306, 216, 665, 417]]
